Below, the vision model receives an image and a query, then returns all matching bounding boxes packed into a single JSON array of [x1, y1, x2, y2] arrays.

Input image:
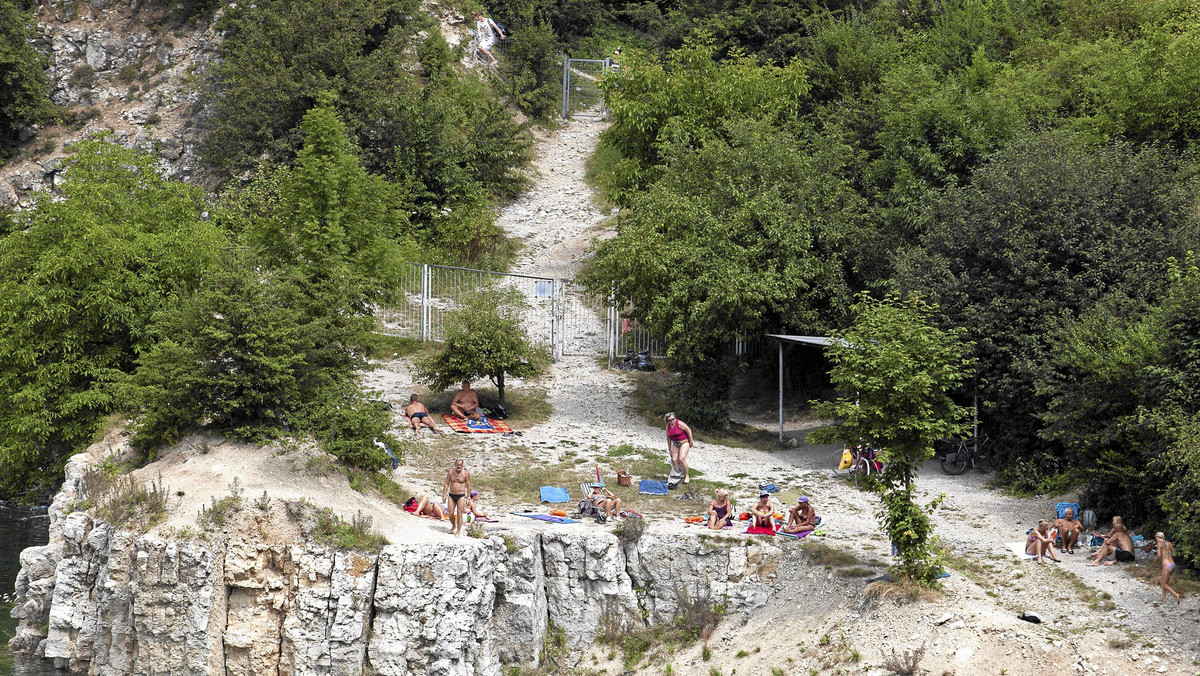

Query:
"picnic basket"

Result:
[[617, 470, 632, 487]]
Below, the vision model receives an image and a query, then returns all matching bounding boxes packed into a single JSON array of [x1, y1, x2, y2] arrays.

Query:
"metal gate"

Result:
[[561, 57, 610, 119]]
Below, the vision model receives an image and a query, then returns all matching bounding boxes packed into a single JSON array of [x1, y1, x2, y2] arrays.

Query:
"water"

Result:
[[0, 504, 57, 676]]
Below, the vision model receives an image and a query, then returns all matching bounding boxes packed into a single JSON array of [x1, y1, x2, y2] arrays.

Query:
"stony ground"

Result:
[[131, 115, 1200, 675]]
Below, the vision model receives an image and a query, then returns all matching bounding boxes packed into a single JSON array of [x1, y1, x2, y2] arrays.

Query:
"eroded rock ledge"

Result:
[[9, 456, 782, 675]]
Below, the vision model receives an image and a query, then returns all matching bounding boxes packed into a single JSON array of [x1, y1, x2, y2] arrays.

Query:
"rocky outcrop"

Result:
[[2, 0, 219, 209], [10, 455, 783, 675]]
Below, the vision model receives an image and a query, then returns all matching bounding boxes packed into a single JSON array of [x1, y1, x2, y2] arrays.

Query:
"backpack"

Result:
[[1080, 509, 1097, 530]]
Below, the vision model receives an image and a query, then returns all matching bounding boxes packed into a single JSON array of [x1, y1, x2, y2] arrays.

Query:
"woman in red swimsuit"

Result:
[[665, 412, 695, 483]]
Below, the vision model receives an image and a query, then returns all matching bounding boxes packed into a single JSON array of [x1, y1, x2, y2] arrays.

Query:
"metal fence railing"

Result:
[[378, 263, 667, 363], [562, 58, 611, 120]]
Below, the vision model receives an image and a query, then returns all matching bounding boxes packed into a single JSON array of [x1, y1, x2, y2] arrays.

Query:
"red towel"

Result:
[[745, 526, 776, 536]]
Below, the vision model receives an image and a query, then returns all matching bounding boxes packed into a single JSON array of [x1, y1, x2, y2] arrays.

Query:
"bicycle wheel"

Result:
[[940, 443, 970, 475], [830, 448, 849, 476]]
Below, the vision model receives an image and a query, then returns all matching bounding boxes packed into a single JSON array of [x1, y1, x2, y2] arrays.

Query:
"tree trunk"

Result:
[[497, 371, 505, 406]]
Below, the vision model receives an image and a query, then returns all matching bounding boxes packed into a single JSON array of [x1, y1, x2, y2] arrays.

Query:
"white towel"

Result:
[[1005, 541, 1037, 559]]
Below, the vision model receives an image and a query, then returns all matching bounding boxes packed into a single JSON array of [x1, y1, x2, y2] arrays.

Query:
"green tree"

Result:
[[0, 138, 227, 498], [0, 0, 52, 154], [896, 132, 1200, 489], [810, 294, 973, 584], [413, 288, 550, 405], [588, 120, 865, 423]]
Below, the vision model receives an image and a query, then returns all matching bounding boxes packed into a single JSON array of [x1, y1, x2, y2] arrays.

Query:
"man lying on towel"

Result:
[[451, 381, 485, 421]]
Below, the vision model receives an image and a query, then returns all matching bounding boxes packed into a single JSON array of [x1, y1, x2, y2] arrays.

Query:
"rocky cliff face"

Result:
[[2, 0, 219, 208], [9, 454, 783, 675]]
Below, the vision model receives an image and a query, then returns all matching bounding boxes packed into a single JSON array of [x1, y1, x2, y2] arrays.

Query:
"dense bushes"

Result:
[[0, 0, 52, 155], [202, 0, 530, 266]]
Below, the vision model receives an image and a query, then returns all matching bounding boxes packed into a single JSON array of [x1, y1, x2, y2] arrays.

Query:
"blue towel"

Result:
[[638, 480, 668, 495], [539, 486, 570, 503]]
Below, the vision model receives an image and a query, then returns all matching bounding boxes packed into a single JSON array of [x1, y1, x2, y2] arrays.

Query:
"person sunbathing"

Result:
[[1087, 515, 1135, 566], [465, 490, 490, 520], [1026, 519, 1061, 563], [707, 489, 733, 530], [403, 496, 446, 520], [404, 394, 445, 436], [751, 492, 777, 529], [781, 496, 818, 535], [1153, 532, 1182, 604], [589, 483, 622, 519], [451, 381, 484, 420], [1053, 507, 1083, 554]]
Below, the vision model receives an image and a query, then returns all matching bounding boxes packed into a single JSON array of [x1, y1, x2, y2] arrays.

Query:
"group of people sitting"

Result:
[[402, 381, 491, 437], [703, 489, 819, 534], [1024, 508, 1182, 604]]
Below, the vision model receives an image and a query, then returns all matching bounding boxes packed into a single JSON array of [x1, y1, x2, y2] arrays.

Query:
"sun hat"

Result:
[[471, 490, 479, 498], [759, 491, 770, 498], [797, 496, 809, 503]]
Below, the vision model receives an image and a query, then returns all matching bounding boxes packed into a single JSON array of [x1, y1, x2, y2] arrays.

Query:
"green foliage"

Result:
[[599, 38, 809, 203], [0, 0, 53, 153], [810, 294, 972, 584], [588, 119, 864, 422], [897, 132, 1200, 482], [202, 0, 530, 265], [123, 103, 400, 472], [500, 17, 562, 119], [314, 509, 388, 551], [414, 288, 550, 405], [0, 139, 226, 499], [1042, 256, 1200, 563]]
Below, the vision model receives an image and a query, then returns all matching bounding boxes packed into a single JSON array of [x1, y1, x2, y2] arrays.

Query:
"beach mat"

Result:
[[510, 512, 579, 524], [639, 479, 668, 495], [1005, 542, 1037, 559], [776, 529, 812, 539], [441, 414, 513, 434], [539, 486, 570, 503]]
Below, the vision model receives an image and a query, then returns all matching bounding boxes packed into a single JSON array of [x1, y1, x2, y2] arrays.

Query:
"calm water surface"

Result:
[[0, 504, 57, 676]]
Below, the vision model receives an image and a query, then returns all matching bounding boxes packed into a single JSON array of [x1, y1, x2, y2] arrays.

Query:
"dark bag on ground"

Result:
[[486, 404, 509, 420]]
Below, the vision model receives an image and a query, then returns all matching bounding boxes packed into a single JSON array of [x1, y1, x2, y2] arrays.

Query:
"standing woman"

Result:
[[664, 412, 695, 484]]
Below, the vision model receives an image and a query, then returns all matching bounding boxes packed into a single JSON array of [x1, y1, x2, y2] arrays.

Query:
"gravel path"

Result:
[[368, 115, 1200, 674]]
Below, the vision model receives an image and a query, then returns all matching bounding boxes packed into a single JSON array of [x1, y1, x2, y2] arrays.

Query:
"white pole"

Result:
[[778, 340, 784, 443]]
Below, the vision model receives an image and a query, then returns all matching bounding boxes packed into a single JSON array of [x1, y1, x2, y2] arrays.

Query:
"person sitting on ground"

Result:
[[782, 496, 819, 535], [403, 496, 446, 520], [707, 489, 733, 530], [1026, 519, 1061, 564], [473, 11, 504, 67], [1153, 532, 1182, 604], [751, 491, 777, 529], [465, 490, 490, 520], [404, 394, 445, 436], [450, 381, 484, 421], [1054, 507, 1083, 554], [588, 483, 622, 519], [1087, 515, 1136, 566]]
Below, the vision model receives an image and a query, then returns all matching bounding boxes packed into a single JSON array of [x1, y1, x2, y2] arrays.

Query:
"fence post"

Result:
[[550, 279, 558, 363], [420, 264, 429, 341], [561, 55, 569, 119]]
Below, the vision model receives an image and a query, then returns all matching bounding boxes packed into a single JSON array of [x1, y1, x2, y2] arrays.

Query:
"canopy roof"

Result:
[[766, 334, 845, 348]]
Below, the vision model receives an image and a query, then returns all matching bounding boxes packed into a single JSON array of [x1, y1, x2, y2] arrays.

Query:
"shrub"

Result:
[[314, 509, 387, 551], [0, 0, 53, 153]]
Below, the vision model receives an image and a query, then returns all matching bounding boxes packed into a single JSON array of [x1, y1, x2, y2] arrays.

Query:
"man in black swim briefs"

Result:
[[404, 394, 444, 436], [443, 458, 472, 537]]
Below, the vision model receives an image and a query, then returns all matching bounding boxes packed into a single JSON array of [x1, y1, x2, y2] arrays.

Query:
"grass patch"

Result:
[[596, 589, 725, 671], [583, 138, 623, 209], [1048, 567, 1116, 611], [630, 372, 780, 451], [1123, 557, 1200, 597], [366, 333, 425, 360], [314, 509, 387, 551], [863, 576, 942, 604], [803, 541, 861, 569]]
